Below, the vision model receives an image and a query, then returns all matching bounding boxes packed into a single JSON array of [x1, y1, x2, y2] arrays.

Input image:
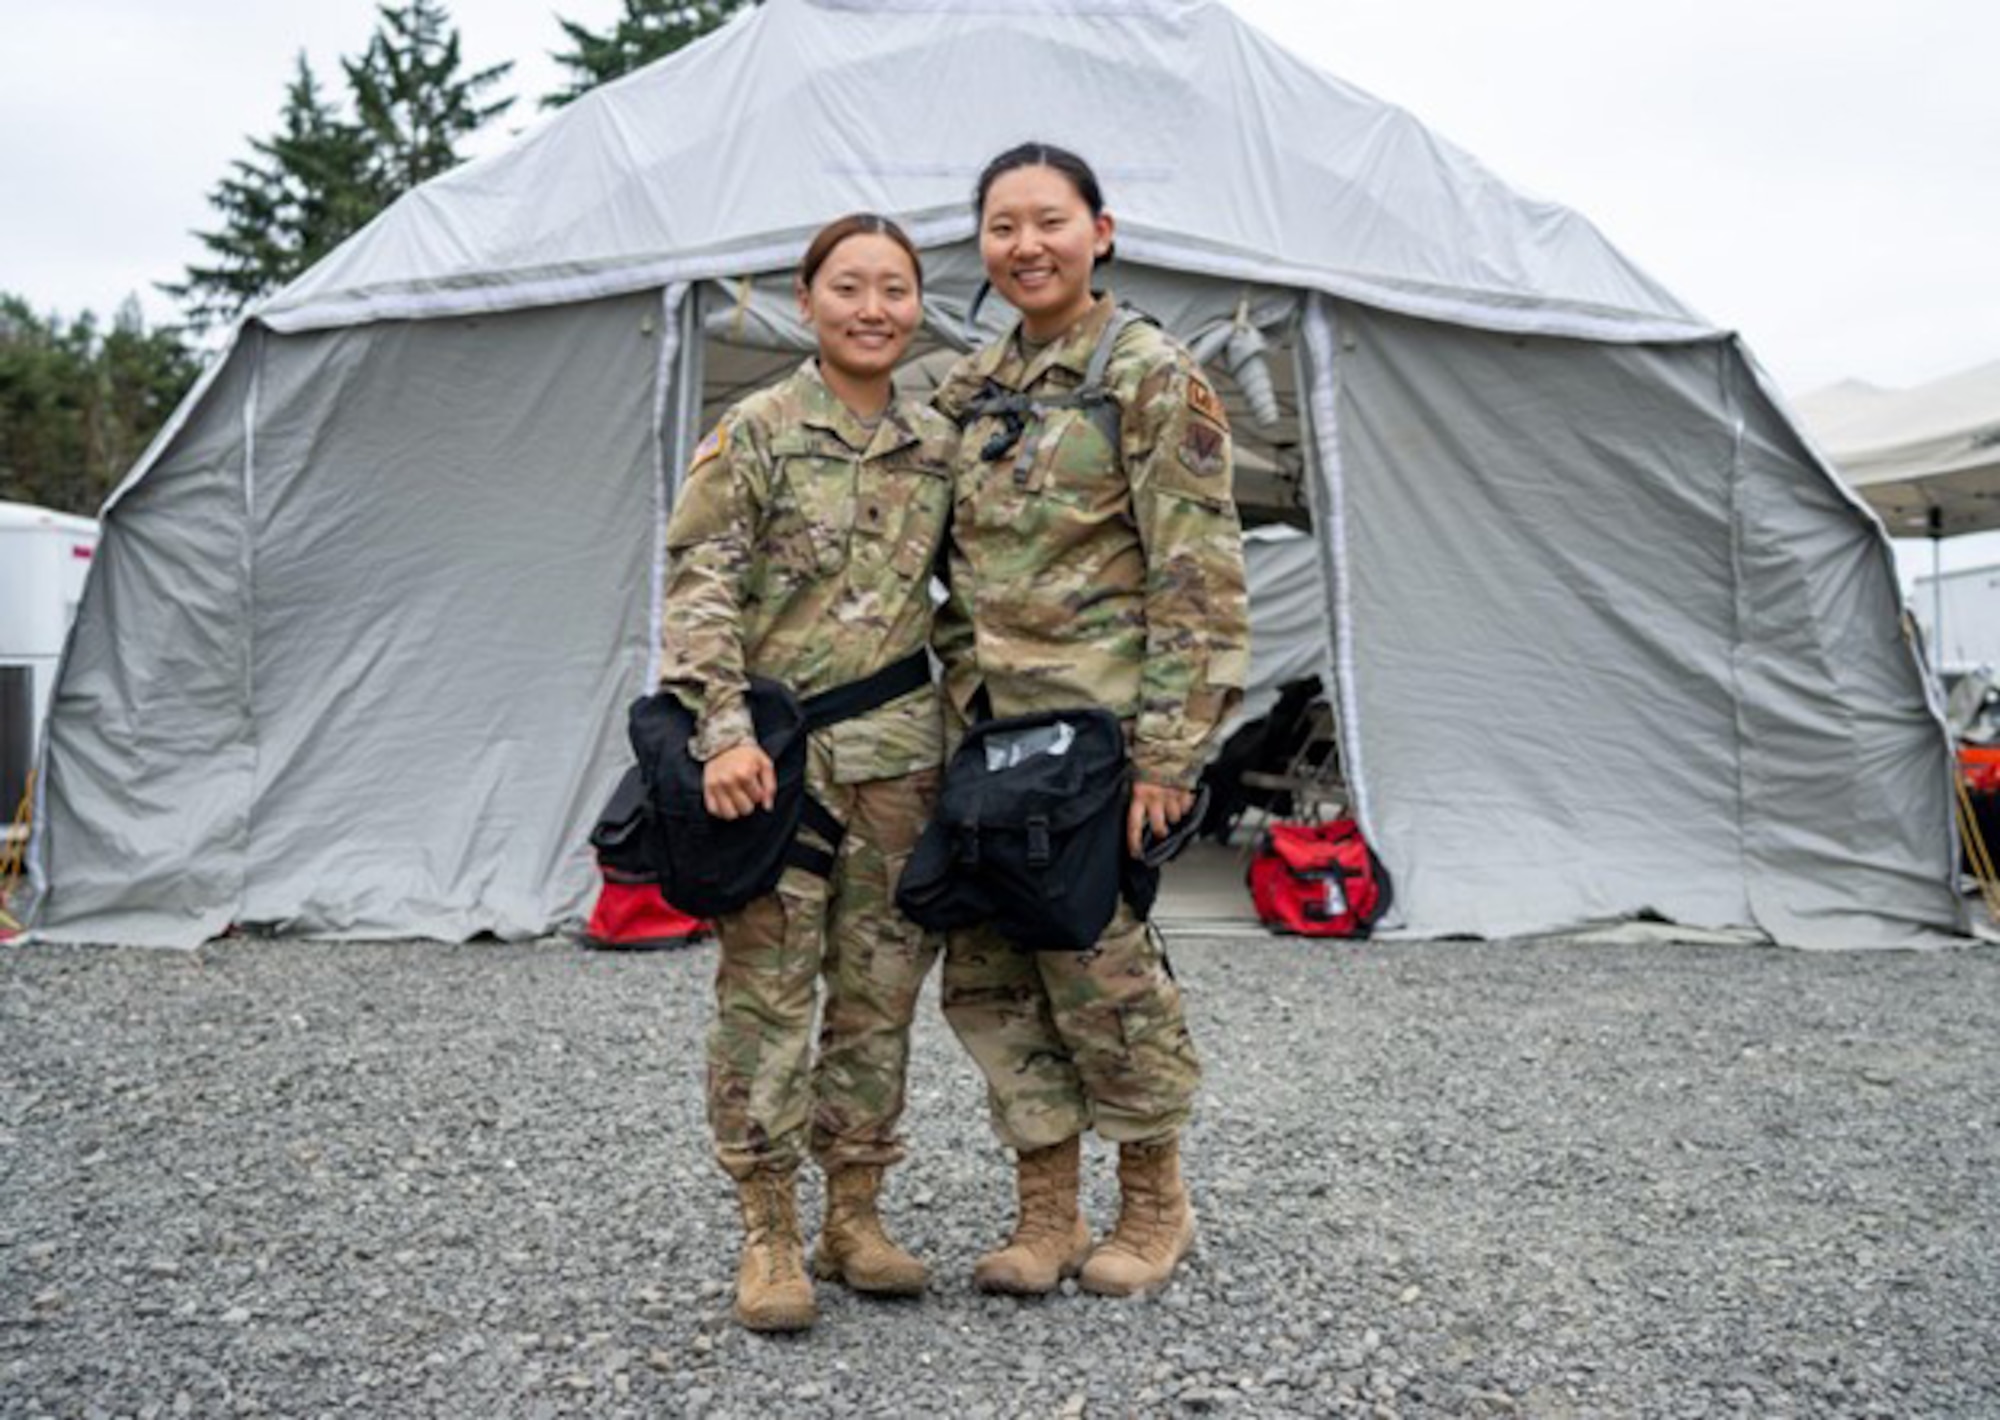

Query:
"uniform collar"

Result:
[[1011, 291, 1116, 387], [869, 400, 927, 460], [791, 358, 921, 458]]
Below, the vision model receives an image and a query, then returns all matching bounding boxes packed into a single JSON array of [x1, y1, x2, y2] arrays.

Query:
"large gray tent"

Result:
[[28, 0, 1965, 948]]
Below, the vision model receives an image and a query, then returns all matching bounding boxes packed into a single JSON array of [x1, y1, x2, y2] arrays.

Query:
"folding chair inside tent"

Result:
[[1233, 701, 1348, 846]]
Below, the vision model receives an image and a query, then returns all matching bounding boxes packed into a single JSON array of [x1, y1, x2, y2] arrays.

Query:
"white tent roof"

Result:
[[262, 0, 1709, 344], [1793, 360, 2000, 537]]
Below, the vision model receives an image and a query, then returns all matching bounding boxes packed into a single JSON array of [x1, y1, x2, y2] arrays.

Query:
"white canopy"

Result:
[[1793, 361, 2000, 538], [27, 0, 1964, 949]]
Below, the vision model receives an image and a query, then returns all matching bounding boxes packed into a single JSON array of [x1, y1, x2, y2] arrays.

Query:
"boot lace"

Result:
[[1106, 1148, 1172, 1255], [1010, 1155, 1074, 1246], [749, 1177, 805, 1284]]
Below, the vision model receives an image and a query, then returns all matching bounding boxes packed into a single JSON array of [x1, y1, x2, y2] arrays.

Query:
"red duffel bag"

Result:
[[580, 870, 710, 951], [1247, 819, 1393, 938]]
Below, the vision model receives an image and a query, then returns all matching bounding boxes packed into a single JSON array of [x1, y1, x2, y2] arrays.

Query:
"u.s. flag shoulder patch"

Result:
[[690, 421, 728, 472]]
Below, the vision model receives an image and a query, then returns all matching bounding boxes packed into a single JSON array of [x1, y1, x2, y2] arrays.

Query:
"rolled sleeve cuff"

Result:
[[692, 694, 755, 762], [1133, 685, 1241, 789], [1131, 740, 1204, 791]]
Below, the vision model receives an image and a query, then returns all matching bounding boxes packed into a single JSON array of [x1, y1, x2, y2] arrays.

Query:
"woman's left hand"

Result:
[[1129, 780, 1195, 858]]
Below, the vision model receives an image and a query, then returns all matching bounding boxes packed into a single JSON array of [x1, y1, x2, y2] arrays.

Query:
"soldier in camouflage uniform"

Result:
[[933, 145, 1249, 1300], [658, 215, 956, 1332]]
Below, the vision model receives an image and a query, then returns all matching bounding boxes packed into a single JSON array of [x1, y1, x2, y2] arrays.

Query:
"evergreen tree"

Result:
[[162, 54, 376, 331], [544, 0, 757, 108], [168, 4, 513, 332], [264, 64, 383, 261], [346, 0, 513, 193], [0, 296, 198, 516], [95, 298, 203, 490], [0, 298, 91, 512]]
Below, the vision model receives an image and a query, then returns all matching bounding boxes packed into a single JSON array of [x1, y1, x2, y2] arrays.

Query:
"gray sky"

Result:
[[4, 0, 1996, 570]]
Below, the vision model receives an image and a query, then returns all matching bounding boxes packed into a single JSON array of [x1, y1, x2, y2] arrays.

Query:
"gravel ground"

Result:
[[2, 929, 1996, 1419]]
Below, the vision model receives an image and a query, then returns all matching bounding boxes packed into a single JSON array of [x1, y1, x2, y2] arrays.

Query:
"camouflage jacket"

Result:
[[932, 294, 1250, 789], [659, 359, 957, 784]]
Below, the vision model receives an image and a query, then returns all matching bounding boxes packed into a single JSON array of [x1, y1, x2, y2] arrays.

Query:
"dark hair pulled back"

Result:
[[973, 142, 1115, 266], [798, 212, 925, 292]]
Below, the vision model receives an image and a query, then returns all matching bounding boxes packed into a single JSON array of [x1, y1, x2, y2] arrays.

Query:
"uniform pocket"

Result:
[[882, 457, 952, 578], [1039, 408, 1123, 512], [874, 848, 936, 975], [770, 455, 857, 576], [1110, 953, 1196, 1077]]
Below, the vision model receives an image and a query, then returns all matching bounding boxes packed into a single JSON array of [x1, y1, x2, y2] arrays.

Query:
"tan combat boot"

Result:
[[732, 1170, 816, 1332], [972, 1135, 1092, 1295], [1078, 1136, 1196, 1298], [811, 1164, 928, 1296]]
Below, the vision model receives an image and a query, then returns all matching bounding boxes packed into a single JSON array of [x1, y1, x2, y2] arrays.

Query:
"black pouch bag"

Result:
[[588, 763, 657, 881], [897, 708, 1130, 952], [623, 676, 810, 918]]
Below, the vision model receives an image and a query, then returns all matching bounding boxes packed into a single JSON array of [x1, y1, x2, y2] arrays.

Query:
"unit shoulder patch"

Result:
[[1186, 372, 1228, 429], [1180, 421, 1228, 480]]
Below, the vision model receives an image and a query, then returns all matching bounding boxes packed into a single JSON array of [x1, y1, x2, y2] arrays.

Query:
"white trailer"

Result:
[[1, 501, 100, 825], [1913, 562, 2000, 671]]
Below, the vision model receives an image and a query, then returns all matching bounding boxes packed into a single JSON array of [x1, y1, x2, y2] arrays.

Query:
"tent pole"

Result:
[[1290, 315, 1341, 712], [1297, 296, 1371, 837], [667, 284, 707, 500], [1929, 505, 1944, 678]]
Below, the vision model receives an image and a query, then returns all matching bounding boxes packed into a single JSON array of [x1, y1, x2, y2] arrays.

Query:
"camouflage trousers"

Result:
[[941, 901, 1200, 1153], [706, 755, 941, 1181]]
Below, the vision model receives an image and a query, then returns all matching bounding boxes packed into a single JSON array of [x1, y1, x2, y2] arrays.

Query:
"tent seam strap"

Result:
[[1302, 296, 1371, 842]]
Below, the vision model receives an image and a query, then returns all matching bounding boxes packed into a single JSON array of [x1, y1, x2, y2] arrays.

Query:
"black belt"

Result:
[[784, 651, 935, 877], [801, 651, 932, 731]]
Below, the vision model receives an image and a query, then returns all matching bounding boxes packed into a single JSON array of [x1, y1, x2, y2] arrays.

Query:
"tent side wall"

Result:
[[1730, 356, 1966, 946], [32, 343, 261, 945], [1318, 300, 1960, 948], [36, 295, 667, 945]]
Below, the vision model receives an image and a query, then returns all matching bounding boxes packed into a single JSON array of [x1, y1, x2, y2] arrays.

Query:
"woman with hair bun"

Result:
[[658, 213, 956, 1332], [932, 144, 1250, 1299]]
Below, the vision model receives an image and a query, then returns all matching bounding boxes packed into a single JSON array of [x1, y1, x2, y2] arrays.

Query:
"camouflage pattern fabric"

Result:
[[661, 358, 955, 1178], [932, 293, 1251, 790], [706, 734, 944, 1180], [931, 294, 1246, 1148], [661, 358, 957, 783], [940, 903, 1199, 1151]]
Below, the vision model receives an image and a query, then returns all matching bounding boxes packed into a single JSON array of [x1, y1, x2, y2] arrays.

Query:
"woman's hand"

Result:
[[1129, 780, 1195, 858], [704, 743, 777, 820]]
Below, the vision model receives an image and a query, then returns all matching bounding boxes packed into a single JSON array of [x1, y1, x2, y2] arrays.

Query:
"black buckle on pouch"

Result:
[[1026, 816, 1052, 867]]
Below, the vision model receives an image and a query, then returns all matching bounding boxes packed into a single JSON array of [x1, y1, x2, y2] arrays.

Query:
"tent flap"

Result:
[[32, 339, 261, 945]]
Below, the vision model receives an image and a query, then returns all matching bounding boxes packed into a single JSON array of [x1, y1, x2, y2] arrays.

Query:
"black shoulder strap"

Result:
[[1073, 306, 1143, 450], [958, 307, 1147, 464], [1081, 306, 1140, 391]]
